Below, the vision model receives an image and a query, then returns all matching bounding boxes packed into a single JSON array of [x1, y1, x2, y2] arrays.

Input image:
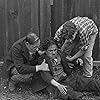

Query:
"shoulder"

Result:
[[11, 37, 25, 49], [9, 40, 24, 55], [12, 43, 22, 53]]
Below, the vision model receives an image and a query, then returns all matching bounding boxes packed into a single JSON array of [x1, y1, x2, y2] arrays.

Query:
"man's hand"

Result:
[[57, 84, 68, 95], [36, 59, 49, 72], [51, 79, 67, 95]]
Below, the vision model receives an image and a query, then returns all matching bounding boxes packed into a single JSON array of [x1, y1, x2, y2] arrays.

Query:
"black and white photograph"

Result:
[[0, 0, 100, 100]]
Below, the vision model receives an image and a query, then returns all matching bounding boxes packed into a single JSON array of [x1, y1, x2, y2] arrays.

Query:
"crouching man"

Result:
[[4, 32, 49, 91], [54, 16, 98, 77]]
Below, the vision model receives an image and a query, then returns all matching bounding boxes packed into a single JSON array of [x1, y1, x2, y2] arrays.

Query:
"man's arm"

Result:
[[12, 47, 49, 74], [51, 79, 67, 95], [66, 49, 86, 61], [41, 71, 67, 95], [12, 47, 36, 74]]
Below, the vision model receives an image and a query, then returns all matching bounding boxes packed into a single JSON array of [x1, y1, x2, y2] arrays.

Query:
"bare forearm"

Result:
[[51, 79, 68, 95], [51, 79, 60, 87]]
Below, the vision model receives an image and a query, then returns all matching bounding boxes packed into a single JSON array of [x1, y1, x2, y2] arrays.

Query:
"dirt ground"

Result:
[[0, 78, 51, 100], [0, 61, 51, 100], [0, 78, 100, 100], [0, 63, 100, 100]]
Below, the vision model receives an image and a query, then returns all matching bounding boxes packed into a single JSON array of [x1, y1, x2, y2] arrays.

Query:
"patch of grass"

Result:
[[0, 67, 100, 100]]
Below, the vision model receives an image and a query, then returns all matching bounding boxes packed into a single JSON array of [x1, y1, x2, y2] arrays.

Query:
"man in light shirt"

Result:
[[54, 16, 98, 77]]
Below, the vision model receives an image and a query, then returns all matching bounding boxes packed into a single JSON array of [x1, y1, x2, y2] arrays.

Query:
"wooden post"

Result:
[[17, 0, 21, 39], [5, 0, 8, 55], [39, 0, 51, 41], [61, 0, 64, 23], [50, 0, 53, 5], [51, 0, 65, 37], [31, 0, 39, 35], [96, 0, 100, 60]]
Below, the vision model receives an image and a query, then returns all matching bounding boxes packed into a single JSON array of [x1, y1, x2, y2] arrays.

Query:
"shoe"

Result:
[[8, 81, 15, 91]]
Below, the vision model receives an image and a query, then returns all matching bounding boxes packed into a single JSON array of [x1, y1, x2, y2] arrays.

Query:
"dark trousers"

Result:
[[66, 75, 100, 93], [47, 75, 100, 99]]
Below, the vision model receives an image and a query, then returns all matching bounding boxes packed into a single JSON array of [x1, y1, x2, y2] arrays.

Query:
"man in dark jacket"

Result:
[[5, 32, 49, 91], [39, 37, 100, 100]]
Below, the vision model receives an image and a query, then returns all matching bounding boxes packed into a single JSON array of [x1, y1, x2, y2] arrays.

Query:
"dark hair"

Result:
[[40, 37, 58, 51], [25, 32, 39, 45], [62, 21, 77, 39], [55, 21, 77, 47]]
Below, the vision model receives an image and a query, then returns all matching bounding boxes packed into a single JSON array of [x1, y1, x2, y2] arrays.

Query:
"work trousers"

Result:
[[47, 75, 100, 99]]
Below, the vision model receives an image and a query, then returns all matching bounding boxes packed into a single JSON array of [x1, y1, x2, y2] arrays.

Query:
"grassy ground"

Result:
[[0, 78, 50, 100], [0, 63, 100, 100], [0, 60, 53, 100]]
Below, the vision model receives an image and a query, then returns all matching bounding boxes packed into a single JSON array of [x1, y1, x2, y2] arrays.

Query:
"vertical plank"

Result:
[[93, 0, 100, 60], [22, 0, 31, 36], [69, 0, 76, 19], [98, 0, 100, 60], [39, 0, 51, 41], [51, 0, 65, 37], [61, 0, 64, 23], [17, 0, 21, 39], [88, 0, 99, 60], [5, 0, 8, 55], [0, 0, 6, 59], [64, 0, 75, 20], [17, 0, 25, 37], [31, 0, 39, 35], [17, 0, 31, 37], [7, 0, 19, 50]]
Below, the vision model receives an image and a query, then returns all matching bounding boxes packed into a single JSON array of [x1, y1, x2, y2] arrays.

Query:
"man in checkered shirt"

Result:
[[54, 16, 98, 77]]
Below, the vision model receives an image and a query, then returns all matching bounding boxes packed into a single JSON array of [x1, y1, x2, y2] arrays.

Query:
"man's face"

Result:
[[26, 39, 40, 53], [65, 31, 77, 42], [46, 44, 58, 59]]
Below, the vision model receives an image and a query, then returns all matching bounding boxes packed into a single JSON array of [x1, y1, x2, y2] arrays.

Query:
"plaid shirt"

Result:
[[54, 16, 98, 50]]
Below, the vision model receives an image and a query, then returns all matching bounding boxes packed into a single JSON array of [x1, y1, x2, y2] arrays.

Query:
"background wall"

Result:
[[0, 0, 51, 59], [0, 0, 100, 60]]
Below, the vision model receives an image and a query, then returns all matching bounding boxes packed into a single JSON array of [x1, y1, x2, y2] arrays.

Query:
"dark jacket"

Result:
[[4, 37, 49, 93], [4, 40, 72, 93], [31, 50, 72, 93], [38, 50, 72, 84], [2, 37, 48, 93], [4, 37, 40, 76]]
